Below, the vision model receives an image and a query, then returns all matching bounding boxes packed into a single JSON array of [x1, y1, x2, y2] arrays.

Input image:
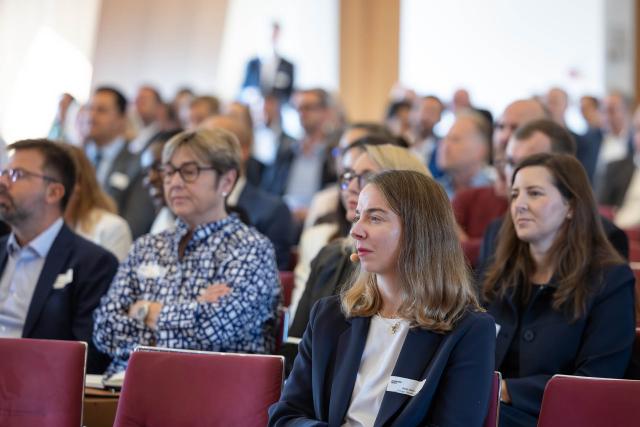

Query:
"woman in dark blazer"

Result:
[[270, 170, 496, 426], [482, 153, 636, 427]]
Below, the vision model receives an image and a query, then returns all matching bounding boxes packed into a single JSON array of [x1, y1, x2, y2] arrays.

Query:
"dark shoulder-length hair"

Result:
[[482, 153, 624, 320]]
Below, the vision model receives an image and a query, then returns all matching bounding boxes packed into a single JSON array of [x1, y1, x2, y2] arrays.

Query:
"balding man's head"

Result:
[[493, 99, 548, 159], [200, 115, 252, 165]]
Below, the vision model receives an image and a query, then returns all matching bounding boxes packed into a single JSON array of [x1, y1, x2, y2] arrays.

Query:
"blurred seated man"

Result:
[[478, 119, 629, 275], [128, 85, 164, 154], [436, 111, 494, 199], [202, 115, 294, 270], [93, 128, 280, 374], [599, 105, 640, 229], [188, 95, 220, 130], [85, 86, 156, 238], [453, 99, 548, 266], [0, 139, 118, 373]]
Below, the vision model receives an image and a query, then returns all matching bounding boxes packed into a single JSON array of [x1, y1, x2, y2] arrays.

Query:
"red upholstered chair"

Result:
[[483, 371, 501, 427], [279, 270, 294, 308], [537, 374, 640, 427], [0, 338, 87, 427], [114, 347, 284, 427]]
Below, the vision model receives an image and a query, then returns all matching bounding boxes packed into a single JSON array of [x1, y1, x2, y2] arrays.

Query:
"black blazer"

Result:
[[597, 156, 636, 207], [0, 224, 118, 373], [486, 264, 636, 419], [290, 241, 354, 338], [236, 182, 294, 270], [270, 297, 496, 427], [104, 144, 155, 239]]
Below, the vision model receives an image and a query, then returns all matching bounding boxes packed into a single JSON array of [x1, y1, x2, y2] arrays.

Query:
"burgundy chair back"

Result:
[[279, 271, 294, 308], [538, 374, 640, 427], [114, 347, 284, 427], [0, 338, 86, 427], [483, 371, 501, 427]]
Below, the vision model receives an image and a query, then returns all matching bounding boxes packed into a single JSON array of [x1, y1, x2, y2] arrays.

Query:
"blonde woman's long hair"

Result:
[[63, 144, 117, 233], [341, 170, 480, 332]]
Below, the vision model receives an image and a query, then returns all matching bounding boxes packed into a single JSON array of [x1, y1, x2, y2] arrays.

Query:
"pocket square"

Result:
[[109, 171, 130, 190], [53, 269, 74, 289]]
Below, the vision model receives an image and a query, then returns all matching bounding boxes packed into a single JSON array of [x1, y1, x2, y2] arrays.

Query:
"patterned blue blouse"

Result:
[[93, 215, 280, 374]]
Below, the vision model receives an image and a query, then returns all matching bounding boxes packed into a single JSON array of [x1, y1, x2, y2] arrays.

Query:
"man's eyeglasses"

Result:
[[160, 162, 217, 183], [0, 168, 59, 184], [339, 170, 375, 190]]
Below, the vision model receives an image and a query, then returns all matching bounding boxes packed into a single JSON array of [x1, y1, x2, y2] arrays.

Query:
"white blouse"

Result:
[[74, 208, 132, 262], [342, 315, 410, 427]]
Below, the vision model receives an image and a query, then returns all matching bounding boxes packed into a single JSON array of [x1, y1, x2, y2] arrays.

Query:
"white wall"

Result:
[[0, 0, 102, 143], [399, 0, 609, 132]]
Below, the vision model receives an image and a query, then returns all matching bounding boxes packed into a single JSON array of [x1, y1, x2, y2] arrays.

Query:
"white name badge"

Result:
[[495, 324, 501, 337], [109, 171, 130, 190], [387, 376, 426, 397], [137, 263, 167, 279]]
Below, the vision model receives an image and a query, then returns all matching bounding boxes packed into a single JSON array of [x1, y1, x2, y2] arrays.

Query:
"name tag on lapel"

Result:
[[387, 376, 426, 396], [496, 324, 501, 337], [137, 263, 167, 279], [53, 269, 73, 289], [109, 171, 130, 190]]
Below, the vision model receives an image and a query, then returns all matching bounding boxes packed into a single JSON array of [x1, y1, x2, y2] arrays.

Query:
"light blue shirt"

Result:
[[0, 218, 64, 337], [437, 167, 495, 200], [284, 142, 326, 209], [85, 137, 126, 187]]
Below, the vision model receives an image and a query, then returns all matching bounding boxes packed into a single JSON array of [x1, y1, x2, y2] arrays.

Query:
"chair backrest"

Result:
[[0, 338, 87, 427], [113, 347, 285, 427], [483, 371, 501, 427], [538, 374, 640, 427], [279, 270, 294, 308]]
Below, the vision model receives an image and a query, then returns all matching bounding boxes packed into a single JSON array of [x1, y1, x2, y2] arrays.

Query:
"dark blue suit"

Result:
[[269, 296, 496, 426], [236, 182, 294, 270], [486, 264, 635, 426], [242, 56, 295, 103], [0, 224, 118, 373]]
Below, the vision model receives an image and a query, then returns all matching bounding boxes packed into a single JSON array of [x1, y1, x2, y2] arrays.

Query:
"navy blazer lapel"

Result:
[[328, 315, 370, 426], [374, 328, 443, 427], [22, 225, 72, 337]]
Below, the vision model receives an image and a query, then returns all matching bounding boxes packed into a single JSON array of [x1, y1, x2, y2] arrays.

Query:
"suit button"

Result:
[[523, 329, 535, 342]]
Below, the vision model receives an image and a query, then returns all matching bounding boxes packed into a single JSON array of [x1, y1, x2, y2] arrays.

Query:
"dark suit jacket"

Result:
[[290, 241, 354, 338], [104, 145, 155, 239], [242, 56, 295, 103], [236, 182, 294, 270], [486, 264, 635, 419], [597, 156, 636, 207], [477, 215, 630, 280], [269, 296, 496, 427], [577, 127, 602, 184], [0, 224, 119, 373]]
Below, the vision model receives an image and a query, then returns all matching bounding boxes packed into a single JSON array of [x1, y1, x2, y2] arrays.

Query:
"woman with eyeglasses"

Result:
[[289, 142, 428, 339], [270, 170, 495, 426], [94, 128, 281, 375], [482, 153, 635, 427]]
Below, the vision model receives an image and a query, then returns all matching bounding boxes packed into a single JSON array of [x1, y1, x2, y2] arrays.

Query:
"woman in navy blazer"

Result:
[[482, 153, 636, 427], [269, 170, 496, 426]]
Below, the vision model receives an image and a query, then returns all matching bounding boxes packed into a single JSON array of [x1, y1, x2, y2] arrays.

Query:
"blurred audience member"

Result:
[[129, 85, 164, 154], [599, 105, 640, 229], [384, 100, 413, 142], [436, 111, 493, 199], [64, 144, 132, 261], [202, 115, 294, 270], [580, 95, 603, 131], [188, 95, 221, 129], [171, 87, 195, 130], [84, 86, 155, 238], [48, 93, 81, 145], [411, 95, 445, 177]]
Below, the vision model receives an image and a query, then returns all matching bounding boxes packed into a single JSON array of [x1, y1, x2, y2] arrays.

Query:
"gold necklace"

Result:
[[378, 315, 402, 334]]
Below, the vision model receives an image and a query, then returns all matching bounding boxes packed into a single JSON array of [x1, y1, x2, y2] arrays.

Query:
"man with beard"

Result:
[[0, 139, 118, 373]]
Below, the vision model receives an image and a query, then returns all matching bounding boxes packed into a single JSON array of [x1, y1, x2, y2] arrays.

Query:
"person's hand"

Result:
[[500, 379, 511, 404], [197, 283, 232, 303]]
